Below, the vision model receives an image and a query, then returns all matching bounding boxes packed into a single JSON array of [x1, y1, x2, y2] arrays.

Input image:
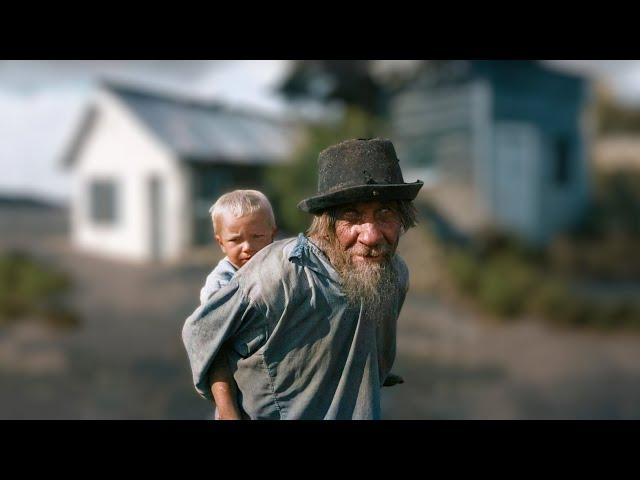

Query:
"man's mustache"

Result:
[[346, 243, 393, 259]]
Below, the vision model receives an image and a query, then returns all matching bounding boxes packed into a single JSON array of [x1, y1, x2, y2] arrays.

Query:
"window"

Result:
[[89, 180, 118, 224], [553, 137, 571, 186]]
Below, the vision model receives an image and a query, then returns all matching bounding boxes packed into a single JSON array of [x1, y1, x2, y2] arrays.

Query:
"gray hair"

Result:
[[209, 189, 276, 234]]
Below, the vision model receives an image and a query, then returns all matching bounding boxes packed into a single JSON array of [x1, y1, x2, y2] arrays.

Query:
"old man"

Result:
[[182, 138, 423, 419]]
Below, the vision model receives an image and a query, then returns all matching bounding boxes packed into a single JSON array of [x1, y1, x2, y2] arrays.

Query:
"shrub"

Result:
[[549, 295, 594, 327], [475, 254, 539, 318], [446, 250, 481, 294], [0, 250, 78, 330], [526, 278, 569, 319], [440, 222, 640, 330]]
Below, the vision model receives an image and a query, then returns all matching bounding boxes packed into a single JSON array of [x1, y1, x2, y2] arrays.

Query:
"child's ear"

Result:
[[215, 234, 225, 251]]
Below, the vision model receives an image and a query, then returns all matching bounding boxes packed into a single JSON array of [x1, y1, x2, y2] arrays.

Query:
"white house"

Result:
[[61, 81, 301, 263]]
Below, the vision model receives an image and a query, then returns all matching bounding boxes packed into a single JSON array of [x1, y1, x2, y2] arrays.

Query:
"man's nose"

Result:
[[357, 222, 385, 247]]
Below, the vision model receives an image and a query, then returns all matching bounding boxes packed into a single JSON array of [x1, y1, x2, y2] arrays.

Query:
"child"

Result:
[[200, 189, 277, 420], [200, 189, 277, 305]]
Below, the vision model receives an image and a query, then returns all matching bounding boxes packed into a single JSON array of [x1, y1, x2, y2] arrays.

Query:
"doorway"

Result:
[[149, 175, 164, 261]]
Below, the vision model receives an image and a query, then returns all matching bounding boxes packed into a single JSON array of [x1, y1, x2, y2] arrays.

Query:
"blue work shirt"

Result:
[[199, 257, 238, 305], [182, 234, 409, 420]]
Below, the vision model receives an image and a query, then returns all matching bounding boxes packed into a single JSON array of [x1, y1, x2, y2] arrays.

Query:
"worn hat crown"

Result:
[[297, 138, 423, 213]]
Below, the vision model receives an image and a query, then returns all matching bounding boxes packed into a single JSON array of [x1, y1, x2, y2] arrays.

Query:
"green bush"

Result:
[[586, 300, 640, 330], [549, 170, 640, 281], [0, 250, 78, 329], [41, 306, 81, 330], [443, 236, 640, 330], [550, 296, 594, 326], [526, 279, 569, 318], [446, 250, 481, 294], [475, 255, 539, 318]]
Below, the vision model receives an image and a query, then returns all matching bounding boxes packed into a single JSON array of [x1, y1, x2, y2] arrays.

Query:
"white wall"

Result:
[[70, 89, 190, 263]]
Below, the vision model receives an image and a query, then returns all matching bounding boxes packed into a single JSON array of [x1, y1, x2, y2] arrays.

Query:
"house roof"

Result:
[[63, 80, 302, 167], [399, 60, 585, 95]]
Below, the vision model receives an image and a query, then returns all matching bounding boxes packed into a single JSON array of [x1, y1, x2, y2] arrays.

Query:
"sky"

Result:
[[0, 60, 291, 203], [2, 60, 640, 203]]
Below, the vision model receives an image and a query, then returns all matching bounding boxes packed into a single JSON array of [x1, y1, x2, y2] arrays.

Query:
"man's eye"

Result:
[[342, 210, 359, 219], [377, 209, 398, 221]]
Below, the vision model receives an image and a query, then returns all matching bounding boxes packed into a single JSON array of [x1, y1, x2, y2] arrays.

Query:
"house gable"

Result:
[[63, 87, 177, 172], [66, 87, 189, 263]]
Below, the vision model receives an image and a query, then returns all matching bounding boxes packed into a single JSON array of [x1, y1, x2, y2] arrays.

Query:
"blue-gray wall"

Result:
[[391, 60, 590, 244], [476, 61, 589, 243]]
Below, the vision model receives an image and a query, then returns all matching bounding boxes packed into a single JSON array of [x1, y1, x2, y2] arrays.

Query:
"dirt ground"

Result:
[[2, 205, 640, 419]]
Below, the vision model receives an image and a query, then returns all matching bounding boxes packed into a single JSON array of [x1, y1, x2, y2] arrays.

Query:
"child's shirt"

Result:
[[199, 257, 239, 305]]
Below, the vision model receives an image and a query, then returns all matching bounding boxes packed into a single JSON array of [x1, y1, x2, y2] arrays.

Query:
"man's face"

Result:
[[334, 200, 403, 265]]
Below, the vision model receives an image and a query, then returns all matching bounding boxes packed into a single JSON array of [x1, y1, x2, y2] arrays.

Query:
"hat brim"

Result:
[[297, 181, 424, 214]]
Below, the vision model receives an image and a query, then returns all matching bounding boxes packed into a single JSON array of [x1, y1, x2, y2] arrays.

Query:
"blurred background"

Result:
[[2, 60, 640, 419]]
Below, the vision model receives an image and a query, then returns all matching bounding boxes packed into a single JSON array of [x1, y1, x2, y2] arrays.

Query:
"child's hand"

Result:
[[216, 404, 242, 420], [209, 347, 243, 420]]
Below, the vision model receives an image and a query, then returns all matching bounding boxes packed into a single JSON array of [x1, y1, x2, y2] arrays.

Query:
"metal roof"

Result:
[[64, 81, 302, 167]]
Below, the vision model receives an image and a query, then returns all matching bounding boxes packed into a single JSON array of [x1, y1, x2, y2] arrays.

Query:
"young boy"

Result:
[[200, 189, 277, 420]]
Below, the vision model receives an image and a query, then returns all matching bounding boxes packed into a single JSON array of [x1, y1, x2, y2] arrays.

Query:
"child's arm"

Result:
[[208, 347, 242, 420]]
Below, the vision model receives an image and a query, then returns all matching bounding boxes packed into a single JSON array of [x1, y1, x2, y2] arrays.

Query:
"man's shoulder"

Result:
[[235, 237, 300, 279], [232, 236, 302, 304]]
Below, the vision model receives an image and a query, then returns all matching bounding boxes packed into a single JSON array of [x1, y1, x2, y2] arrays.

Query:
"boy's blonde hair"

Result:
[[209, 189, 276, 234]]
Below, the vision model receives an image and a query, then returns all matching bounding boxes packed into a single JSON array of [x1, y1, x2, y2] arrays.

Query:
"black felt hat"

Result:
[[297, 138, 423, 214]]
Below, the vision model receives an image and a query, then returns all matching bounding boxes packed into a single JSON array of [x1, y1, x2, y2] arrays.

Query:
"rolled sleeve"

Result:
[[182, 278, 256, 400]]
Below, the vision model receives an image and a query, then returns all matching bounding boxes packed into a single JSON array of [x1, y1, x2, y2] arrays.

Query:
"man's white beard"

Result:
[[318, 236, 400, 314]]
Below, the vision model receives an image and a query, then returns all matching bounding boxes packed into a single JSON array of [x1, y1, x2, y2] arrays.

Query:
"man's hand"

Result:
[[383, 373, 405, 387]]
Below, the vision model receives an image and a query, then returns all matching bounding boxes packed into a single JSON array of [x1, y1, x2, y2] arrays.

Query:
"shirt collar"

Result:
[[223, 256, 240, 271], [288, 233, 342, 284]]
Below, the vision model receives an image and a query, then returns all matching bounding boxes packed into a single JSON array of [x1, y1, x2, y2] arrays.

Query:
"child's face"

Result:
[[215, 210, 276, 268]]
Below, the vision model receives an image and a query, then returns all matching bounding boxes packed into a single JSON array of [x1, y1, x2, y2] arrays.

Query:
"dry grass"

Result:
[[397, 222, 450, 295]]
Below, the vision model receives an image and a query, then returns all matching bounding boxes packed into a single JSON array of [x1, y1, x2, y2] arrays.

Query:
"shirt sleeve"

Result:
[[199, 264, 235, 305], [183, 278, 257, 400], [199, 272, 224, 305]]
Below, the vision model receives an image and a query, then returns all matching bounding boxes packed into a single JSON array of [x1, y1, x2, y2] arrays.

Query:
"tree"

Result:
[[278, 60, 387, 117], [264, 106, 388, 235], [267, 60, 419, 234], [595, 86, 640, 135]]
